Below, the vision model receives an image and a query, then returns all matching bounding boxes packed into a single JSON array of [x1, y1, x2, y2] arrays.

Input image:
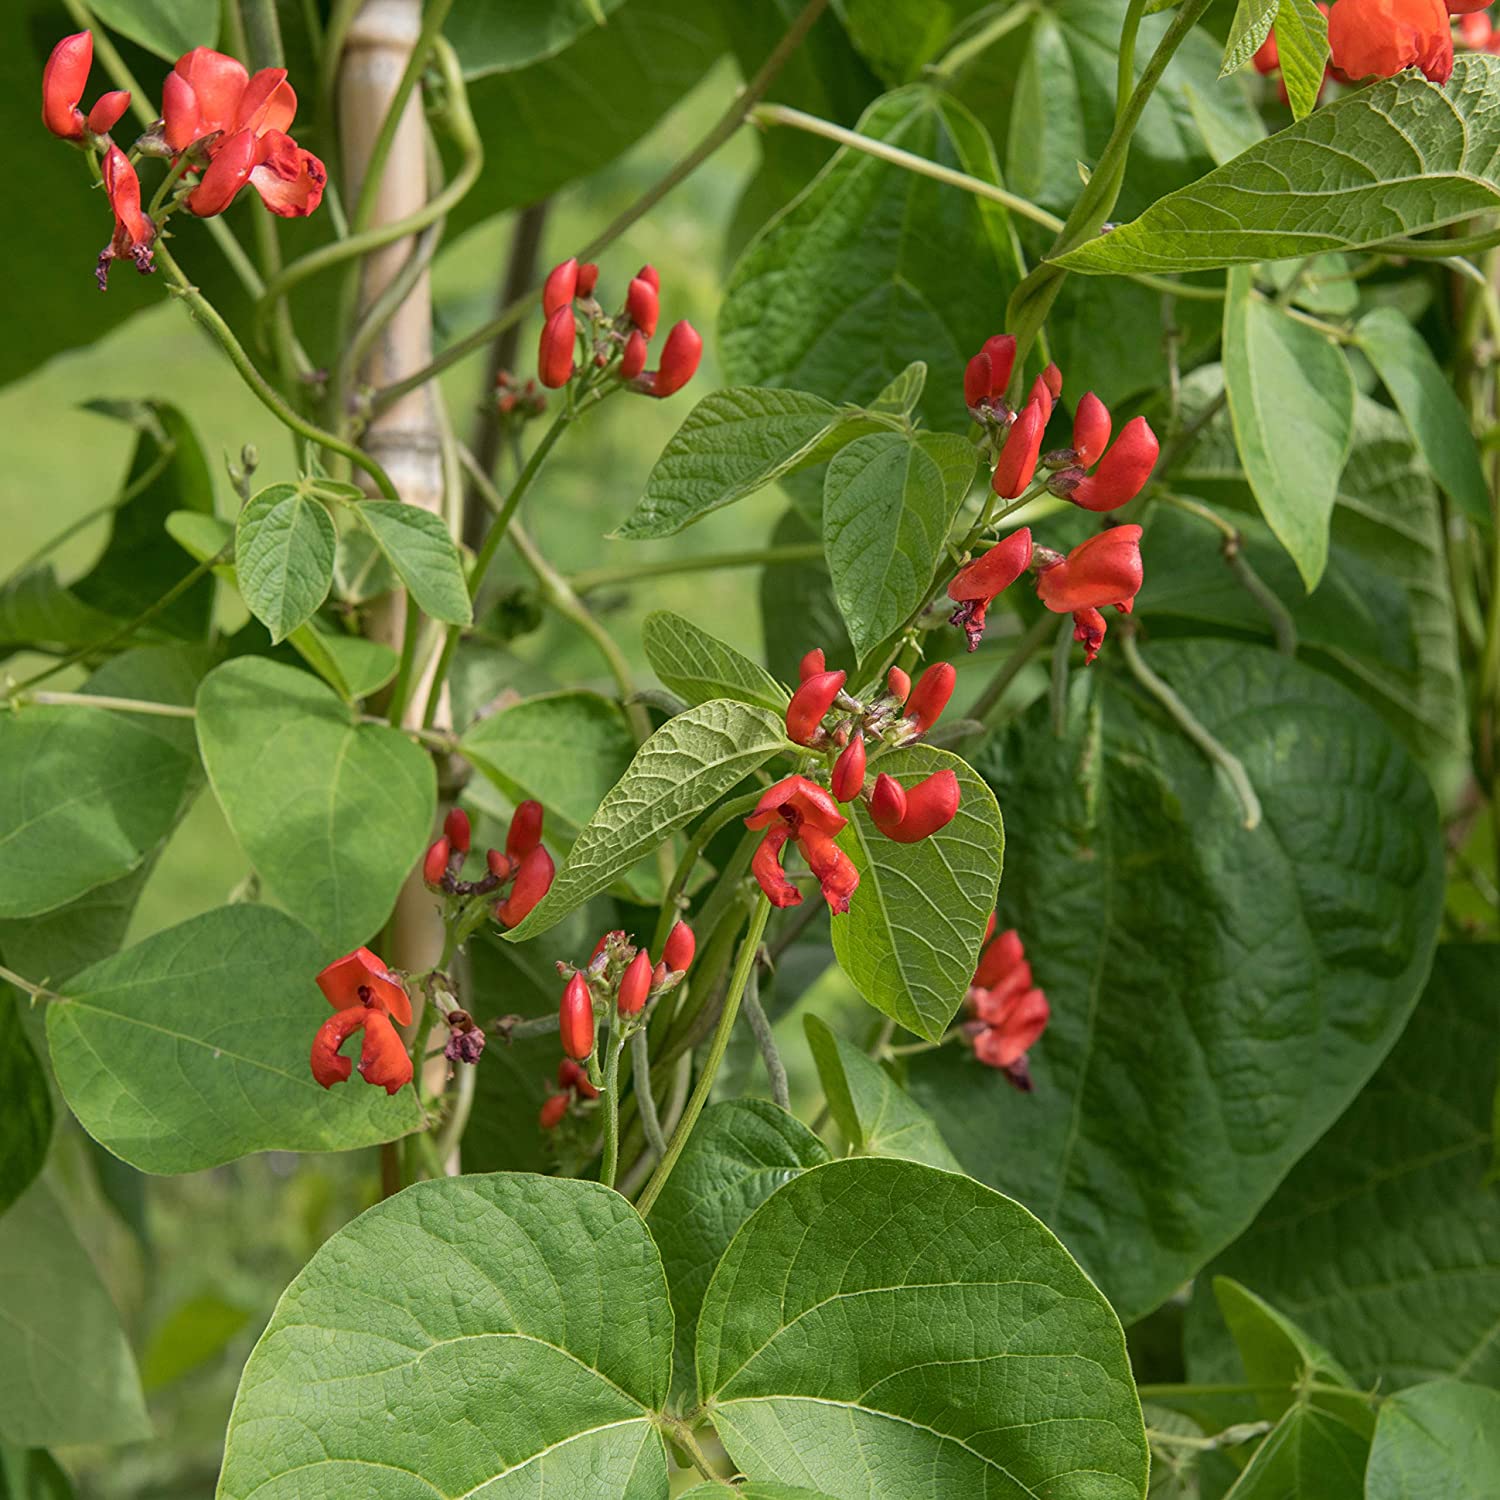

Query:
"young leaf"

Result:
[[1356, 307, 1492, 528], [196, 657, 435, 953], [46, 905, 421, 1173], [649, 1099, 830, 1400], [217, 1175, 674, 1499], [1058, 56, 1500, 274], [642, 610, 791, 713], [0, 1005, 51, 1217], [823, 430, 976, 658], [868, 359, 927, 416], [354, 501, 472, 626], [1272, 0, 1330, 120], [234, 482, 337, 643], [502, 699, 789, 941], [1223, 267, 1354, 589], [908, 640, 1444, 1324], [1366, 1381, 1500, 1499], [696, 1157, 1150, 1496], [0, 1179, 150, 1448], [804, 1013, 961, 1170], [614, 387, 885, 539], [831, 745, 1003, 1041], [1220, 0, 1278, 77]]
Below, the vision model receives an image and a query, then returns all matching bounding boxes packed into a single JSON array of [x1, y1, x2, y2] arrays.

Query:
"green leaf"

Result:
[[1272, 0, 1330, 121], [87, 0, 218, 59], [838, 0, 989, 83], [722, 85, 1021, 435], [0, 868, 152, 990], [0, 1446, 75, 1499], [1356, 307, 1491, 529], [445, 0, 626, 75], [1057, 56, 1500, 274], [908, 640, 1444, 1323], [1220, 0, 1278, 78], [502, 699, 789, 941], [217, 1174, 673, 1499], [830, 745, 1002, 1041], [696, 1157, 1150, 1496], [804, 1014, 961, 1170], [234, 483, 337, 644], [823, 431, 976, 658], [615, 387, 884, 540], [1223, 267, 1354, 589], [46, 905, 421, 1174], [0, 1178, 150, 1447], [1366, 1380, 1500, 1499], [0, 1006, 51, 1217], [289, 625, 400, 703], [1184, 945, 1500, 1393], [680, 1487, 838, 1500], [196, 658, 435, 953], [642, 611, 791, 713], [355, 502, 472, 626], [761, 509, 853, 681], [142, 1294, 251, 1390], [869, 359, 927, 416], [649, 1099, 830, 1400]]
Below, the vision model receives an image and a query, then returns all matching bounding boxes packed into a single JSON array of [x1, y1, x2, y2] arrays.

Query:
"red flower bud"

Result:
[[869, 773, 907, 829], [620, 329, 647, 380], [542, 257, 579, 316], [496, 842, 555, 927], [617, 949, 652, 1017], [358, 1009, 413, 1094], [785, 668, 846, 745], [799, 647, 826, 681], [1036, 525, 1144, 615], [559, 972, 595, 1060], [905, 662, 956, 736], [964, 353, 993, 408], [444, 807, 471, 854], [1042, 363, 1063, 399], [976, 928, 1025, 987], [310, 1007, 364, 1088], [663, 919, 695, 973], [42, 31, 92, 140], [1072, 606, 1107, 664], [887, 666, 911, 704], [649, 320, 703, 398], [1328, 0, 1453, 81], [636, 263, 660, 290], [486, 848, 516, 881], [86, 90, 130, 136], [423, 837, 450, 886], [966, 333, 1017, 404], [559, 1056, 600, 1099], [1068, 417, 1158, 512], [1071, 392, 1112, 468], [626, 276, 660, 337], [870, 769, 960, 844], [538, 305, 576, 388], [752, 824, 802, 908], [992, 401, 1045, 499], [831, 732, 866, 802], [539, 1091, 570, 1129], [577, 261, 599, 295], [798, 827, 859, 914], [507, 800, 545, 859]]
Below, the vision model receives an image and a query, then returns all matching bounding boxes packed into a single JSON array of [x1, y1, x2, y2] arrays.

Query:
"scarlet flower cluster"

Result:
[[964, 919, 1049, 1091], [746, 656, 963, 911], [309, 947, 415, 1095], [421, 802, 556, 930], [537, 257, 702, 398], [1325, 0, 1471, 83]]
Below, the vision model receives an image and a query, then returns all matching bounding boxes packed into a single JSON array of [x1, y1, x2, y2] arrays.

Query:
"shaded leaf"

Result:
[[1273, 0, 1331, 121], [0, 1005, 51, 1217], [446, 0, 626, 76], [642, 610, 790, 713], [142, 1294, 251, 1390], [1365, 1380, 1500, 1499]]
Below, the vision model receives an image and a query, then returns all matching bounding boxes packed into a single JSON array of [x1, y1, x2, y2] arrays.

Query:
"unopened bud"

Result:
[[577, 262, 599, 296], [905, 662, 956, 736], [785, 669, 846, 746], [626, 276, 659, 337], [887, 666, 911, 704], [831, 732, 866, 802], [799, 647, 826, 682], [443, 807, 471, 854], [617, 949, 652, 1017], [423, 838, 450, 887], [620, 329, 647, 380], [538, 306, 576, 389], [542, 258, 578, 316], [662, 919, 695, 973], [539, 1091, 570, 1129], [559, 973, 595, 1061]]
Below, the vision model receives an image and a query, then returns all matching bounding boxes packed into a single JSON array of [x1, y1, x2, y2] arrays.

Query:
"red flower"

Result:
[[42, 31, 131, 142], [1035, 525, 1144, 615], [644, 320, 702, 397], [746, 779, 860, 911], [797, 828, 860, 914], [964, 333, 1017, 408], [752, 823, 804, 907], [967, 924, 1048, 1090], [96, 145, 156, 290], [947, 527, 1033, 651], [1072, 607, 1109, 665], [163, 47, 326, 217], [1070, 392, 1112, 467], [745, 775, 847, 838], [1327, 0, 1453, 81], [868, 769, 961, 844], [309, 947, 414, 1094], [507, 800, 545, 859], [973, 989, 1050, 1071], [785, 668, 846, 745], [496, 843, 555, 927]]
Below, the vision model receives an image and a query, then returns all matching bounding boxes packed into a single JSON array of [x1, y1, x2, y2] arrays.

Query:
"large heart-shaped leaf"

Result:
[[196, 657, 435, 953], [502, 699, 788, 941], [830, 745, 1002, 1041], [642, 611, 791, 713], [0, 1178, 150, 1448], [234, 482, 337, 644], [824, 430, 976, 658], [1057, 56, 1500, 274], [909, 640, 1444, 1323], [1365, 1380, 1500, 1499], [1184, 944, 1500, 1392], [649, 1099, 830, 1400], [697, 1157, 1149, 1497], [46, 905, 421, 1174], [217, 1174, 673, 1498]]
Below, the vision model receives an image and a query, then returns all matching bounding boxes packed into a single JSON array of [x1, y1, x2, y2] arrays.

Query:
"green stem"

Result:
[[650, 791, 765, 954], [740, 959, 789, 1110], [8, 691, 194, 718], [631, 1027, 668, 1162], [0, 965, 63, 1004], [1378, 225, 1500, 260], [569, 542, 824, 594], [367, 0, 831, 415], [599, 1024, 627, 1189], [965, 610, 1057, 725], [635, 897, 772, 1216], [153, 244, 400, 498], [931, 1, 1038, 77], [433, 1056, 476, 1166], [1116, 0, 1148, 126]]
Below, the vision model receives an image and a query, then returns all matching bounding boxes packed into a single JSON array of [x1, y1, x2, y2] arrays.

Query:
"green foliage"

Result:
[[87, 0, 219, 60], [46, 905, 421, 1173], [0, 1005, 51, 1217], [234, 484, 338, 644], [641, 611, 791, 712], [445, 0, 626, 76], [1365, 1380, 1500, 1498], [196, 657, 436, 953], [910, 640, 1444, 1323], [697, 1157, 1150, 1496], [353, 502, 472, 627], [831, 745, 1002, 1040], [1271, 0, 1331, 120]]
